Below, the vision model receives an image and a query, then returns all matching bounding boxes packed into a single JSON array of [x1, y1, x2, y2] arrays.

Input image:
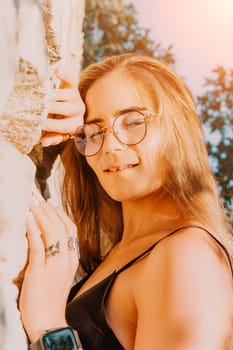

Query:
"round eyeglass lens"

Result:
[[113, 110, 146, 145], [74, 123, 104, 156]]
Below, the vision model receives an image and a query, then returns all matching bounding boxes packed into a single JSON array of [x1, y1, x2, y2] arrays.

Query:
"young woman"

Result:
[[20, 54, 233, 350]]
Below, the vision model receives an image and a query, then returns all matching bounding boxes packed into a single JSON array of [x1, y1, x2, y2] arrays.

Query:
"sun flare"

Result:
[[208, 0, 233, 14]]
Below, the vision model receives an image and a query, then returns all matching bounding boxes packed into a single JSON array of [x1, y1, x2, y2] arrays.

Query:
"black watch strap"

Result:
[[29, 339, 43, 350]]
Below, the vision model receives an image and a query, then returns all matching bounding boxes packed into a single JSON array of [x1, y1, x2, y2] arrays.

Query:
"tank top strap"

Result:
[[115, 225, 233, 276]]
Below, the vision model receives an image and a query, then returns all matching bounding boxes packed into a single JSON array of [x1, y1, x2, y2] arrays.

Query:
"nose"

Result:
[[102, 128, 127, 153]]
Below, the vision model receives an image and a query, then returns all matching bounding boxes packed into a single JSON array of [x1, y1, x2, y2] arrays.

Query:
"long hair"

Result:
[[62, 53, 232, 273]]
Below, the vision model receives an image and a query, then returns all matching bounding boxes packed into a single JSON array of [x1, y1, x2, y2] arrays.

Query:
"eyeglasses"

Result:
[[73, 109, 158, 157]]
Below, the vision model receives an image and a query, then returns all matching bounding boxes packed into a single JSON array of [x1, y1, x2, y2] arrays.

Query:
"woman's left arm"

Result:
[[133, 227, 233, 350], [19, 192, 79, 344]]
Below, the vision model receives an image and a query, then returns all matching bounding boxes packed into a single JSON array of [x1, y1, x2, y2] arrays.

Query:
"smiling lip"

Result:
[[104, 164, 138, 172]]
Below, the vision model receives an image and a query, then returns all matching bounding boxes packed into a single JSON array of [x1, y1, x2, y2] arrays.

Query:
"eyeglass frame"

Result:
[[71, 108, 159, 157]]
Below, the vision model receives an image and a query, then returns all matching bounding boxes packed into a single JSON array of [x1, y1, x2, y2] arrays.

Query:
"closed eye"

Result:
[[125, 119, 144, 127], [89, 130, 102, 140]]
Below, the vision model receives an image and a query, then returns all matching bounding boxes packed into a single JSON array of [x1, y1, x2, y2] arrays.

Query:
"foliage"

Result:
[[82, 0, 175, 69], [197, 66, 233, 219], [82, 1, 232, 219]]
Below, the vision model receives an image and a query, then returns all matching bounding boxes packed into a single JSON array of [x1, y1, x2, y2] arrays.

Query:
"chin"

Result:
[[108, 193, 129, 202], [107, 190, 143, 202], [105, 190, 132, 202]]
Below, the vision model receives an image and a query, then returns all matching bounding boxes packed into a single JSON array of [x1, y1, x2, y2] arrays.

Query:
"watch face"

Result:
[[42, 327, 78, 350]]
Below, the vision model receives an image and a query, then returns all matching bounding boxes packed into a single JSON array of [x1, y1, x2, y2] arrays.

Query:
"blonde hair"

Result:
[[62, 53, 232, 273]]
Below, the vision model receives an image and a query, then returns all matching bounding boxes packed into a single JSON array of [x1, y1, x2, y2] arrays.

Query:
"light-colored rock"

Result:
[[0, 1, 85, 349], [0, 140, 35, 349], [0, 0, 49, 155]]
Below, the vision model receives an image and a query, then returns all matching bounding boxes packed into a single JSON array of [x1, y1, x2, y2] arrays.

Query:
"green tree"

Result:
[[197, 66, 233, 220], [82, 0, 175, 69]]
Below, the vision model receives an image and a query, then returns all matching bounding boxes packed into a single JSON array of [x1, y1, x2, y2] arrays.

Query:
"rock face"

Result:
[[0, 1, 85, 349], [0, 141, 35, 350], [0, 0, 48, 154]]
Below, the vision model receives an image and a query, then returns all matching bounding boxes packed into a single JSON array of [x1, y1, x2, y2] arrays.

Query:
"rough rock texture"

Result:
[[0, 58, 48, 154], [0, 141, 35, 349], [33, 0, 85, 196], [0, 1, 85, 349], [0, 0, 49, 155]]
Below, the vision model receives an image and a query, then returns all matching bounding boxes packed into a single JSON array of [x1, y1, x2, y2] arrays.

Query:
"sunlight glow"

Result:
[[131, 0, 233, 94], [205, 0, 233, 18]]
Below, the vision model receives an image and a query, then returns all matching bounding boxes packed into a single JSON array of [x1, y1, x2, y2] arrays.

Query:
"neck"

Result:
[[120, 190, 184, 245]]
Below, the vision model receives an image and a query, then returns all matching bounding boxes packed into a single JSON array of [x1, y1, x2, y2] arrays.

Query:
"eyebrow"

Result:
[[85, 106, 147, 124]]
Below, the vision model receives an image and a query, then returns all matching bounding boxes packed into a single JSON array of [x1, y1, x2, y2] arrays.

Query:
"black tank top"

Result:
[[66, 226, 233, 350]]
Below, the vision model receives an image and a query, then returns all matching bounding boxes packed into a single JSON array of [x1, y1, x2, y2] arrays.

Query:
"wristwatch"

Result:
[[29, 327, 83, 350]]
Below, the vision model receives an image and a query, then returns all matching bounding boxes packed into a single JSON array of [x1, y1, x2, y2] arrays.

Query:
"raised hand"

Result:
[[19, 192, 79, 343], [41, 67, 85, 147]]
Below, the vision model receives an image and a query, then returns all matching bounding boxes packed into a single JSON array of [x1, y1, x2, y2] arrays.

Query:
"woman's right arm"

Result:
[[41, 66, 85, 147]]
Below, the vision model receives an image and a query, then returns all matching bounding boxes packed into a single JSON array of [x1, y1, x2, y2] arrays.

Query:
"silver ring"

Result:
[[45, 240, 60, 257], [67, 237, 78, 251]]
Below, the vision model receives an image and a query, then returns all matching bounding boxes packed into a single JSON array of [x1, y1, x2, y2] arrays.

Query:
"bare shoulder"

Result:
[[134, 226, 233, 349], [142, 226, 233, 304], [145, 226, 233, 281]]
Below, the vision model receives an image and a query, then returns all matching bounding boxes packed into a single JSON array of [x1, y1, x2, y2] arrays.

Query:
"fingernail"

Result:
[[41, 139, 52, 147], [33, 190, 44, 201], [27, 212, 35, 222], [47, 198, 60, 207], [47, 198, 55, 205], [56, 65, 64, 76], [42, 136, 63, 147], [49, 90, 56, 100], [31, 195, 40, 207], [31, 191, 44, 206]]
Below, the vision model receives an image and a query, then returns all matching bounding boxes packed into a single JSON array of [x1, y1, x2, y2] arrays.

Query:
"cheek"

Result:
[[139, 129, 162, 163], [138, 132, 164, 179], [143, 153, 162, 180], [86, 157, 105, 186], [86, 157, 99, 175]]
